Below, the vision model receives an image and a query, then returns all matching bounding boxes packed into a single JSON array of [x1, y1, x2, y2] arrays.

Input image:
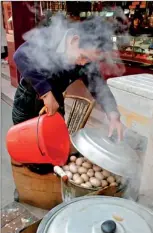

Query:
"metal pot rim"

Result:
[[37, 196, 153, 233], [70, 128, 139, 177]]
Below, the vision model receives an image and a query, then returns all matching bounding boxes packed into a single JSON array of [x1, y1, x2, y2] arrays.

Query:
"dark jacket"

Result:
[[13, 41, 119, 116]]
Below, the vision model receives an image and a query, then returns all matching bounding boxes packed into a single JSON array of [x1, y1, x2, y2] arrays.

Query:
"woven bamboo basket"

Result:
[[61, 178, 127, 202], [11, 164, 62, 210]]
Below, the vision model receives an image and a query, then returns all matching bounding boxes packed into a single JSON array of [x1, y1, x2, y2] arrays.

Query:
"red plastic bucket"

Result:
[[6, 113, 70, 166]]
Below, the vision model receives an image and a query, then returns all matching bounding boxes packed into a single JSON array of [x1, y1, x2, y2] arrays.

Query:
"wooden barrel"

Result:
[[11, 164, 62, 210]]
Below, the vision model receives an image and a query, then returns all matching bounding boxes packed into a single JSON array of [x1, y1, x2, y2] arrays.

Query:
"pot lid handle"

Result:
[[101, 220, 117, 233]]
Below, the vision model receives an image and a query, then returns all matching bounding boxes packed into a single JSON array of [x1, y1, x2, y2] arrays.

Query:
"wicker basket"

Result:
[[61, 178, 127, 202], [11, 164, 62, 210]]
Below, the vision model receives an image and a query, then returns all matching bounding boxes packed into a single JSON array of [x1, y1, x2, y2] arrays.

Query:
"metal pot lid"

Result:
[[70, 128, 139, 177], [37, 196, 153, 233]]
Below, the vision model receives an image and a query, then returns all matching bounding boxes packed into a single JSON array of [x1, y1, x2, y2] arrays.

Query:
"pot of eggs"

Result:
[[59, 128, 140, 201], [54, 154, 128, 202], [55, 127, 140, 201]]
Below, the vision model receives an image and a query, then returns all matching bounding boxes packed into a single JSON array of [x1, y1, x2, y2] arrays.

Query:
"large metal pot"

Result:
[[61, 128, 140, 201], [37, 196, 153, 233]]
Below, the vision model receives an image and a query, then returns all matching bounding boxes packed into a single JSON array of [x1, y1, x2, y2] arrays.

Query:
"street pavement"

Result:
[[1, 100, 15, 208]]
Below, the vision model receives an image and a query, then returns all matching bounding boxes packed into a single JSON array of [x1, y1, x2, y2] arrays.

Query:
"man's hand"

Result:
[[108, 112, 123, 141], [41, 91, 59, 116]]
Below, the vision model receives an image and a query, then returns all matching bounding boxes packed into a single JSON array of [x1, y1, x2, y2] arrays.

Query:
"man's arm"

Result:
[[81, 62, 120, 118], [14, 44, 59, 115], [81, 62, 123, 140], [13, 45, 52, 97]]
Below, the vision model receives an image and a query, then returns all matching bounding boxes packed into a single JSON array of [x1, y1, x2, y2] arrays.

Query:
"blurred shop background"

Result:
[[1, 1, 153, 92]]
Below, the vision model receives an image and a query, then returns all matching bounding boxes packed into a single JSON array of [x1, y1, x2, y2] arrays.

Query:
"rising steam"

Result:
[[22, 8, 130, 74]]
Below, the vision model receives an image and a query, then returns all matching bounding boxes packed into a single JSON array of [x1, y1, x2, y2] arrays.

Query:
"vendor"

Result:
[[129, 14, 143, 36], [13, 15, 123, 174]]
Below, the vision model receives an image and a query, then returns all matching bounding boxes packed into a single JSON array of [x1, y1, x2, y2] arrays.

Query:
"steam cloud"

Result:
[[22, 8, 130, 75], [21, 9, 130, 118]]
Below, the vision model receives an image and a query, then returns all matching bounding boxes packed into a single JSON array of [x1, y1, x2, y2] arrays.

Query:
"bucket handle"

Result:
[[37, 115, 45, 156], [36, 106, 47, 156]]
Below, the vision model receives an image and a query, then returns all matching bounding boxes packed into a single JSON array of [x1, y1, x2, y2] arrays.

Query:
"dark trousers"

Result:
[[12, 79, 65, 174], [1, 46, 8, 59]]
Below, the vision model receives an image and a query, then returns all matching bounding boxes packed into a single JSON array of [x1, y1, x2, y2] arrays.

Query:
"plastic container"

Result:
[[6, 113, 70, 166]]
